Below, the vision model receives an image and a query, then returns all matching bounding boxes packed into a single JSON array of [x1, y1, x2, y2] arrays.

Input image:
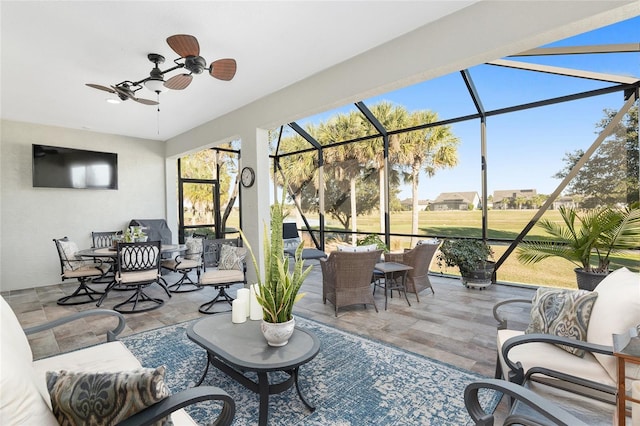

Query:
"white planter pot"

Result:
[[260, 317, 295, 347]]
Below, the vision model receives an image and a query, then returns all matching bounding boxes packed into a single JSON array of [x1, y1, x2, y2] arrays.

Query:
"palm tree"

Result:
[[275, 128, 319, 226], [364, 102, 409, 233], [396, 110, 459, 245], [317, 111, 368, 243]]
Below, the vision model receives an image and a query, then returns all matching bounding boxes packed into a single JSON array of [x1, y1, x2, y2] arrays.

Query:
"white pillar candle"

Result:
[[231, 299, 246, 323], [237, 288, 251, 318], [250, 284, 263, 321]]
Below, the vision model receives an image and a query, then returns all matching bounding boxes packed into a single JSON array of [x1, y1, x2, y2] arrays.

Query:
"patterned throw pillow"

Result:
[[525, 288, 599, 357], [46, 366, 172, 426], [185, 237, 203, 261], [58, 240, 89, 271], [219, 244, 247, 271]]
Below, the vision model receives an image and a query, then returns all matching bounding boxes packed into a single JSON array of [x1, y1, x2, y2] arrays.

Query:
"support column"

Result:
[[165, 158, 179, 243], [240, 127, 271, 283]]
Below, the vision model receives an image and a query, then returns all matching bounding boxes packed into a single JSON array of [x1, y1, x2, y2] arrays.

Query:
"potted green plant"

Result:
[[517, 205, 640, 290], [436, 238, 495, 289], [357, 234, 388, 252], [240, 192, 312, 346]]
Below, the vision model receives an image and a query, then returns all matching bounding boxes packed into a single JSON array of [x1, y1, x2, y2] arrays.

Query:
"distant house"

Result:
[[552, 196, 578, 210], [400, 198, 431, 210], [431, 192, 480, 211], [493, 189, 537, 209]]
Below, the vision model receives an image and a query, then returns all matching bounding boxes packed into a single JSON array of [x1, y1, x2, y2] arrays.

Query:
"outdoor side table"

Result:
[[187, 314, 320, 426], [374, 262, 413, 310], [613, 330, 640, 425]]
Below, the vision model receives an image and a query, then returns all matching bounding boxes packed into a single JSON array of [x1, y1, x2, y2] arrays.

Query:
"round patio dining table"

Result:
[[77, 243, 187, 259], [77, 244, 187, 307]]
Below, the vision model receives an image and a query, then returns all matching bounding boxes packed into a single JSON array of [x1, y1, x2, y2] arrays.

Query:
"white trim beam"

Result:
[[487, 58, 638, 85]]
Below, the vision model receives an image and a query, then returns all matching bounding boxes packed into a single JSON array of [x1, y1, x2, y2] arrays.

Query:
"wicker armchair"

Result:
[[320, 250, 383, 316], [383, 241, 440, 302]]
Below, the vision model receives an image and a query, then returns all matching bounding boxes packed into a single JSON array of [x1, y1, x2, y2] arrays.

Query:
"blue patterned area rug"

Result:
[[121, 316, 499, 425]]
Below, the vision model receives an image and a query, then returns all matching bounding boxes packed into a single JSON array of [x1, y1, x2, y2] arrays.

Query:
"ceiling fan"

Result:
[[86, 34, 237, 105]]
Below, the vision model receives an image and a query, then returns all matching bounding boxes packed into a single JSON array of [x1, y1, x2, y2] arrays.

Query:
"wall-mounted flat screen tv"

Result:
[[32, 144, 118, 189]]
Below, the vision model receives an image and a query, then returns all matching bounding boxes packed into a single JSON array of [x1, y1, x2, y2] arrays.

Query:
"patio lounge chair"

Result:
[[465, 379, 590, 425], [493, 267, 640, 423]]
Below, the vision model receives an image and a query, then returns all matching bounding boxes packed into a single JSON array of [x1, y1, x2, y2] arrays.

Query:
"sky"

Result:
[[288, 15, 639, 202]]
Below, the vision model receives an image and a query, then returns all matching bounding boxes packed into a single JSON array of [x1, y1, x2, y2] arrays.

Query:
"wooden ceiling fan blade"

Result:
[[165, 74, 193, 90], [133, 97, 159, 106], [209, 59, 237, 81], [86, 83, 116, 93], [167, 34, 199, 58]]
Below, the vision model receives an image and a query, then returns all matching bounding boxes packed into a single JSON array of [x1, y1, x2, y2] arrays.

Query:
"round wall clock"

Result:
[[241, 166, 255, 188]]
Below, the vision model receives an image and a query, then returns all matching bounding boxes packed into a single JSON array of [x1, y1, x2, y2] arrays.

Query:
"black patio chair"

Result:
[[198, 238, 247, 314], [109, 241, 171, 313], [53, 237, 110, 305], [282, 223, 327, 260]]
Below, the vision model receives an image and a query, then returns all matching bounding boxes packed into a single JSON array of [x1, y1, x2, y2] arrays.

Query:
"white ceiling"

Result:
[[0, 1, 478, 141]]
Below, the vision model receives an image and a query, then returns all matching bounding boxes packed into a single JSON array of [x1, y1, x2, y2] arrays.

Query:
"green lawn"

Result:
[[201, 207, 638, 288], [323, 209, 640, 289]]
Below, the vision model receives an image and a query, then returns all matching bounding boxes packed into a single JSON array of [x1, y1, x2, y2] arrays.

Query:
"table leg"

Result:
[[293, 368, 316, 412], [401, 271, 411, 307], [384, 273, 389, 310], [194, 352, 212, 386], [257, 372, 270, 426]]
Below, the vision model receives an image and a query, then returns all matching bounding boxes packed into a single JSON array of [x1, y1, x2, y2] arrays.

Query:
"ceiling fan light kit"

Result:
[[86, 34, 236, 105]]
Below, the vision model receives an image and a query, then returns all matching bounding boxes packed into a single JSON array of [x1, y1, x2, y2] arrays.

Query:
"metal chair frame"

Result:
[[53, 237, 107, 306], [199, 238, 247, 314], [90, 231, 121, 284], [109, 240, 171, 313], [161, 237, 204, 293]]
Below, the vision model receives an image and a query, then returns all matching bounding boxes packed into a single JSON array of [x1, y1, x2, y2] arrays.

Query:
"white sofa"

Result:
[[0, 295, 235, 425]]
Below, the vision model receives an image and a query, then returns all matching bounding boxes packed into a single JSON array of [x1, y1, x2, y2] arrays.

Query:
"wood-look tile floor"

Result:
[[2, 264, 535, 420]]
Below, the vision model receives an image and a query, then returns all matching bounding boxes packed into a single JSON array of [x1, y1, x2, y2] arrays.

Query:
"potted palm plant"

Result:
[[240, 191, 312, 346], [436, 238, 495, 289], [517, 205, 640, 290]]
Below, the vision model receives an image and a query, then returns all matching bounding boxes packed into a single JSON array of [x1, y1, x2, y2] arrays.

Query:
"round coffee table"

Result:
[[187, 314, 320, 426]]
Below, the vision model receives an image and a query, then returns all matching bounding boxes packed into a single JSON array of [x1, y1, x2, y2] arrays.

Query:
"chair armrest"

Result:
[[464, 379, 588, 426], [502, 333, 613, 385], [116, 386, 235, 426], [23, 309, 126, 342], [493, 298, 531, 329]]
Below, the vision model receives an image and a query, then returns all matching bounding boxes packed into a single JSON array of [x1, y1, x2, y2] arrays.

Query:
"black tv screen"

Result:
[[32, 144, 118, 189]]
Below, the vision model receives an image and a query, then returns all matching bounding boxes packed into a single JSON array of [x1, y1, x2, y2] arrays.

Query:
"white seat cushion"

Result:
[[62, 263, 109, 278], [116, 269, 160, 284], [200, 268, 244, 285], [162, 258, 201, 270], [587, 267, 640, 382], [497, 329, 616, 388]]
